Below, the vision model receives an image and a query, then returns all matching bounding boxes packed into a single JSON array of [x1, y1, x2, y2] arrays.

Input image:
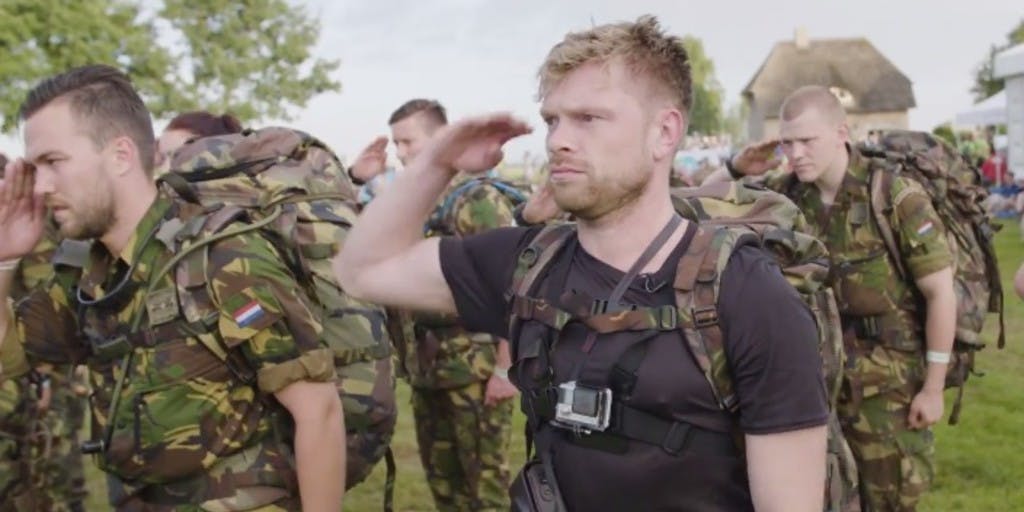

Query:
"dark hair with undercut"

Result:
[[18, 64, 157, 175], [388, 99, 448, 128], [165, 111, 243, 138]]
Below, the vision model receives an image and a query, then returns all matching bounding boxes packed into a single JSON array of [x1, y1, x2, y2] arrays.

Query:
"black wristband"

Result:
[[724, 155, 744, 181], [346, 166, 366, 186]]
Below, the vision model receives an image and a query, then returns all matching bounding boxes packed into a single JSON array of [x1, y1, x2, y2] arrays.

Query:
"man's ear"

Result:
[[105, 135, 139, 177], [837, 123, 851, 146], [652, 108, 686, 161]]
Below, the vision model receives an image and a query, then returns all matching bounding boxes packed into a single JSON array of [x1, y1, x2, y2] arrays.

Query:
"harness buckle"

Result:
[[661, 421, 692, 455], [692, 306, 719, 329], [659, 306, 678, 329]]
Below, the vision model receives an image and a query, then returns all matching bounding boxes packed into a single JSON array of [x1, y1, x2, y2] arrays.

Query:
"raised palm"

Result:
[[0, 159, 45, 261], [424, 113, 532, 174]]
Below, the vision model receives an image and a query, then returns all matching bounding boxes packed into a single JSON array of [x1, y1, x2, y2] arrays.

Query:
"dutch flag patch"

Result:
[[916, 221, 934, 236], [233, 300, 265, 328]]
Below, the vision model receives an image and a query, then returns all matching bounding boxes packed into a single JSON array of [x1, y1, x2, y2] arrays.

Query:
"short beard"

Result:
[[554, 173, 648, 221], [61, 198, 115, 240]]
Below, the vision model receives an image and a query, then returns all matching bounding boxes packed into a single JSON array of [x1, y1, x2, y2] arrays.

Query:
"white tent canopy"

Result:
[[994, 43, 1024, 78], [954, 90, 1006, 127]]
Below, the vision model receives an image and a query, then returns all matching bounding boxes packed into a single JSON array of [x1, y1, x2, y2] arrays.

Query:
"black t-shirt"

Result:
[[440, 225, 828, 511]]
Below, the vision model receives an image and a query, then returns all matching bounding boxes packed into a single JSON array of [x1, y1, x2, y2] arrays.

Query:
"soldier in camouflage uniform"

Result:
[[352, 99, 517, 511], [719, 86, 957, 511], [0, 65, 345, 511], [14, 224, 90, 512], [0, 154, 88, 512]]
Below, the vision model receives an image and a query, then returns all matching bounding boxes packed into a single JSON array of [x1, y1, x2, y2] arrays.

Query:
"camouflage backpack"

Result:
[[156, 127, 398, 505], [425, 176, 528, 236], [858, 130, 1004, 424], [507, 182, 859, 512]]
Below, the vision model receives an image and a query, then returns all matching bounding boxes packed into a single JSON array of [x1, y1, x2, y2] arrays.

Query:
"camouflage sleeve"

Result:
[[12, 225, 59, 298], [12, 274, 85, 366], [889, 177, 953, 279], [744, 168, 791, 193], [0, 302, 30, 379], [450, 183, 517, 236], [206, 229, 335, 394]]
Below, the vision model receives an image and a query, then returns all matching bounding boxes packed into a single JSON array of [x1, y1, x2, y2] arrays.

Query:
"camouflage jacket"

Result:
[[760, 148, 952, 351], [401, 176, 516, 389], [0, 193, 335, 506]]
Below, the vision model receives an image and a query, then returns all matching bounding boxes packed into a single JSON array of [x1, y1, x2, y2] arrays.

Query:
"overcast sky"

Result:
[[2, 0, 1021, 163]]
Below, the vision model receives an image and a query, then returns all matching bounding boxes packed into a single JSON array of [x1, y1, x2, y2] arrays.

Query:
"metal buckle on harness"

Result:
[[691, 306, 719, 328]]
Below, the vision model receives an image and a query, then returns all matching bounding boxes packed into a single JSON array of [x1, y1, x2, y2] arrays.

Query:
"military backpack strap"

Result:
[[867, 163, 910, 282], [140, 205, 276, 386], [506, 224, 577, 345], [674, 227, 758, 413]]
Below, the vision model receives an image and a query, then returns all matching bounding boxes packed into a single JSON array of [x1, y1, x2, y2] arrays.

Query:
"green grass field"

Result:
[[84, 221, 1024, 511]]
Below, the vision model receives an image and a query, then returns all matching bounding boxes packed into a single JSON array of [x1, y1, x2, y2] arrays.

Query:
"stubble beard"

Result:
[[59, 193, 115, 241], [552, 170, 649, 222]]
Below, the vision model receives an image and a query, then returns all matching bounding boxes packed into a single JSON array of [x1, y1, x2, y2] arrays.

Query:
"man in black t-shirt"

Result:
[[334, 15, 828, 511]]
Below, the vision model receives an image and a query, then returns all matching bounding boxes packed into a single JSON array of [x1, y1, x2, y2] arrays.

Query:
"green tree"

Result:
[[682, 36, 724, 135], [932, 122, 956, 147], [0, 0, 339, 133], [160, 0, 339, 123], [971, 18, 1024, 102]]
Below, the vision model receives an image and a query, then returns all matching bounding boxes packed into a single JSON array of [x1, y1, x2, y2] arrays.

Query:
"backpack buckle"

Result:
[[659, 306, 678, 329], [692, 306, 719, 328], [520, 246, 539, 267]]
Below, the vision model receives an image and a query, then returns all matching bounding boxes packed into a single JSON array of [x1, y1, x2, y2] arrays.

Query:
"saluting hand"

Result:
[[731, 139, 784, 177], [0, 158, 45, 262], [350, 136, 389, 183], [422, 113, 532, 175]]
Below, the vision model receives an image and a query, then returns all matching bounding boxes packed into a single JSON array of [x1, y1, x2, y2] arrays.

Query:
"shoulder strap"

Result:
[[506, 224, 576, 343], [675, 226, 758, 413], [867, 164, 909, 281]]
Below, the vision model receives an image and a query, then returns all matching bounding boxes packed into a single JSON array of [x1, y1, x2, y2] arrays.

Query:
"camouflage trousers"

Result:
[[0, 371, 88, 512], [838, 340, 934, 512], [116, 489, 301, 512], [412, 381, 513, 512]]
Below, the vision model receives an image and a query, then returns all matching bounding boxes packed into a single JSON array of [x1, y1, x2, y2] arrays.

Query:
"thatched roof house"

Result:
[[744, 29, 916, 141]]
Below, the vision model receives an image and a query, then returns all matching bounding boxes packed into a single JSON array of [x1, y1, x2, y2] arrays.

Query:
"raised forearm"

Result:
[[293, 397, 346, 511], [336, 157, 454, 285]]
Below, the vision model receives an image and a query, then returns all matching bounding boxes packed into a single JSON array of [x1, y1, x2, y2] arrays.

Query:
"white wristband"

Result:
[[493, 366, 510, 381], [926, 351, 952, 364], [0, 258, 20, 271]]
